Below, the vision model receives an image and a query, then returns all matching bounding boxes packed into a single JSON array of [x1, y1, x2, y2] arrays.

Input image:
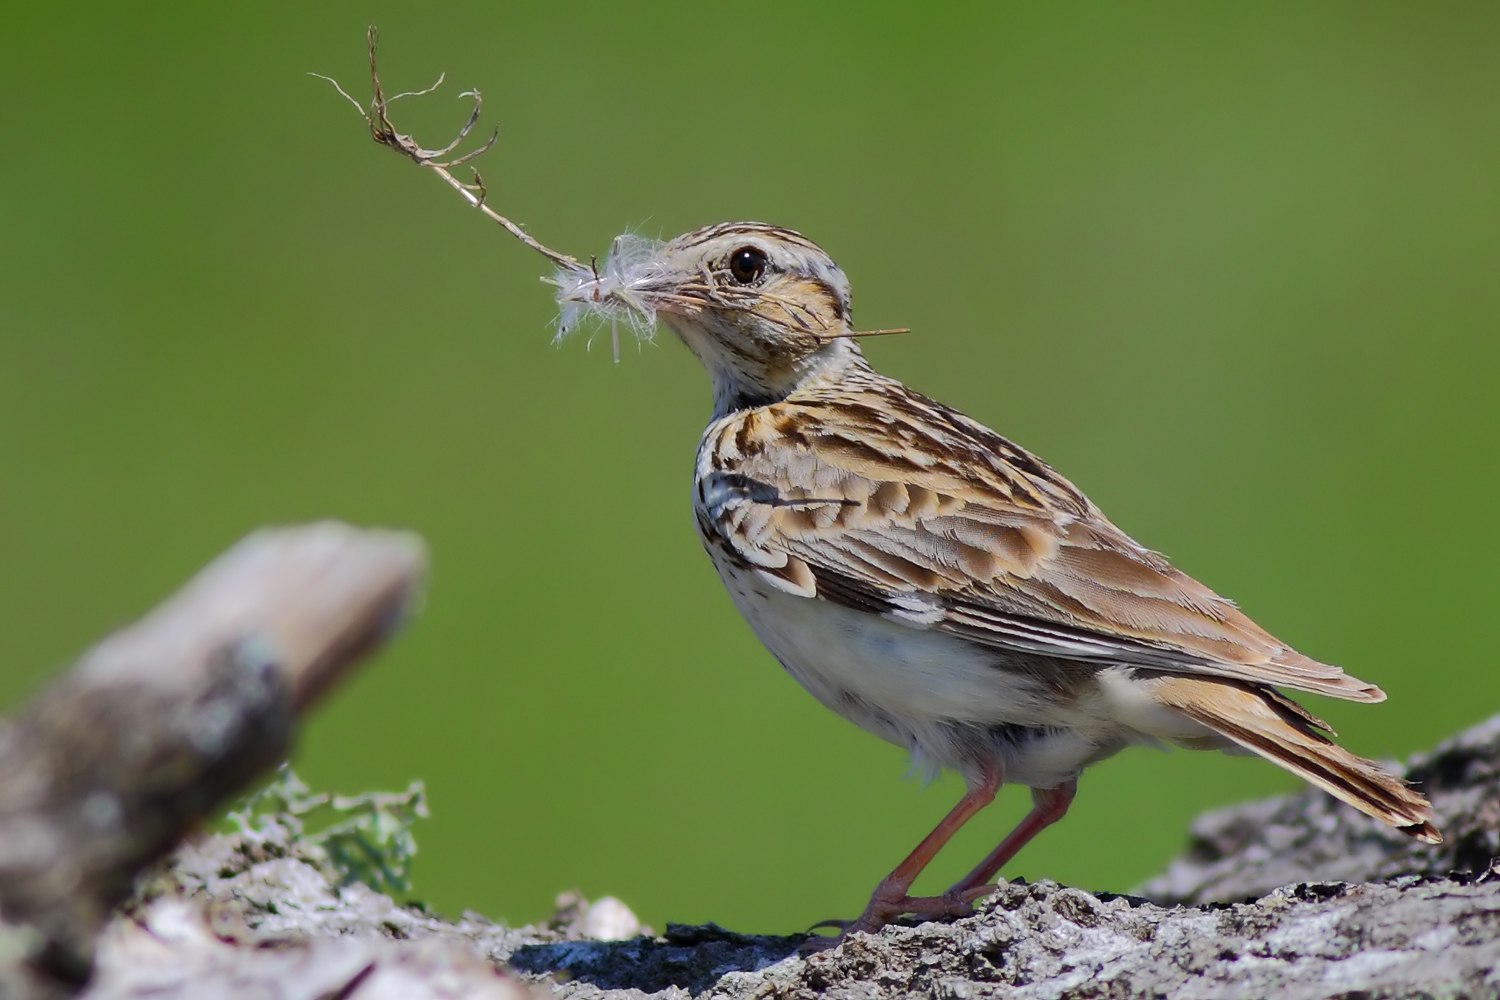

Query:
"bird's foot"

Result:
[[802, 883, 981, 952]]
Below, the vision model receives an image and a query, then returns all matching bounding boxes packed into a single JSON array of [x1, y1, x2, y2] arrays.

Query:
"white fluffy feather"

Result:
[[548, 234, 666, 362]]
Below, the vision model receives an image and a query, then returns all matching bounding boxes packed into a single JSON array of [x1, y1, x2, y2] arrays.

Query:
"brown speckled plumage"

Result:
[[561, 221, 1439, 937]]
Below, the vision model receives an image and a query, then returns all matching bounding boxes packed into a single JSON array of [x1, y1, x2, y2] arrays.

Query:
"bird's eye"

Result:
[[728, 246, 768, 284]]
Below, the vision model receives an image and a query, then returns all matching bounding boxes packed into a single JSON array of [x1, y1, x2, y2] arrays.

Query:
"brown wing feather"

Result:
[[1147, 677, 1440, 842], [700, 373, 1382, 702]]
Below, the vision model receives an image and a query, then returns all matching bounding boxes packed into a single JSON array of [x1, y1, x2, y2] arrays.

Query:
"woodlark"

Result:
[[559, 221, 1441, 937]]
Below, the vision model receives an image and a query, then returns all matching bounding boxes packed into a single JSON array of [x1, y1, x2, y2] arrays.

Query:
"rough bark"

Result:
[[75, 715, 1500, 1000]]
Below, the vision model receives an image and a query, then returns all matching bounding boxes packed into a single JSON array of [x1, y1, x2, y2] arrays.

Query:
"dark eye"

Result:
[[728, 246, 768, 284]]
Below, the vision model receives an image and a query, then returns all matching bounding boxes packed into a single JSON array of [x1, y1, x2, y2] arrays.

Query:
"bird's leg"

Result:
[[944, 779, 1077, 904], [836, 762, 1003, 937]]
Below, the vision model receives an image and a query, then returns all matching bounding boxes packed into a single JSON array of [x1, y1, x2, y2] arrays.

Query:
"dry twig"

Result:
[[311, 26, 584, 275]]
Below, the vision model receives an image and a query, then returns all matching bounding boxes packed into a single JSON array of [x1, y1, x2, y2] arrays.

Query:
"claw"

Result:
[[805, 917, 853, 933], [810, 890, 979, 948]]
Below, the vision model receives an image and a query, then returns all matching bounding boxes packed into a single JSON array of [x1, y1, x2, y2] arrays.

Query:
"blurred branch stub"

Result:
[[0, 522, 427, 992]]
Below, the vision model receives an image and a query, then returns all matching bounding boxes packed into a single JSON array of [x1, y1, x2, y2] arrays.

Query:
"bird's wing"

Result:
[[697, 379, 1381, 703]]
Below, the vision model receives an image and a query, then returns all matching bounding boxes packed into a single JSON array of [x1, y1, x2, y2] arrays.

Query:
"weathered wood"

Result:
[[74, 714, 1500, 1000], [0, 523, 426, 992]]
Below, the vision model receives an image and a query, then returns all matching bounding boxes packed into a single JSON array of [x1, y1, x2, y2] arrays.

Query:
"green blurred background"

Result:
[[2, 3, 1496, 933]]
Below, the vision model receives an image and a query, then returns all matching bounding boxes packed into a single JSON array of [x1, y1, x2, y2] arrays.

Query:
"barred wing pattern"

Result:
[[695, 370, 1382, 705]]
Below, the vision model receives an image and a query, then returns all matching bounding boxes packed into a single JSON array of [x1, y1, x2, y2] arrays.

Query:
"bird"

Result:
[[559, 220, 1441, 938]]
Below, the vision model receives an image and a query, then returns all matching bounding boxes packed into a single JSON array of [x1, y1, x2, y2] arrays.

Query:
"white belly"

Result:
[[712, 557, 1123, 788]]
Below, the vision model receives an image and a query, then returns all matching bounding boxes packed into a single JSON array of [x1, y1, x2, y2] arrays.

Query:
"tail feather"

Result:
[[1151, 676, 1442, 845]]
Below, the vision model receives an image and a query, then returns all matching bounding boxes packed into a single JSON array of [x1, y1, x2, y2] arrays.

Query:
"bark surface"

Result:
[[80, 716, 1500, 1000]]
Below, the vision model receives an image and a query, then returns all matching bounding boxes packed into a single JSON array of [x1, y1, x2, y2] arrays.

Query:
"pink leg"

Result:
[[840, 762, 1003, 936], [945, 779, 1077, 902]]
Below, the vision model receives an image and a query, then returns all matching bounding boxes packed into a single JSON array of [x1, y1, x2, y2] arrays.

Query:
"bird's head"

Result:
[[556, 222, 874, 412]]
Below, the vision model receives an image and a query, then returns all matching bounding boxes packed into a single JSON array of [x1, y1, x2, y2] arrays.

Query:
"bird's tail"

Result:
[[1150, 675, 1442, 844]]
